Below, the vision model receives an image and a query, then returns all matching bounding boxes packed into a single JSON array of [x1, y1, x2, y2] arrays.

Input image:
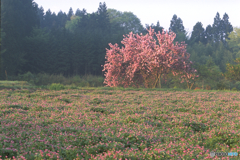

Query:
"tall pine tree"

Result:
[[67, 7, 74, 21], [204, 25, 213, 44], [145, 21, 164, 34], [37, 6, 45, 28], [221, 13, 233, 43], [75, 8, 87, 17], [1, 0, 39, 76], [169, 14, 185, 33], [190, 22, 205, 44], [0, 2, 2, 79], [169, 14, 187, 43], [97, 2, 111, 34]]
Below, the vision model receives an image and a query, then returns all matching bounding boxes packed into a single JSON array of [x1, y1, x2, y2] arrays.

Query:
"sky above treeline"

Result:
[[34, 0, 240, 33]]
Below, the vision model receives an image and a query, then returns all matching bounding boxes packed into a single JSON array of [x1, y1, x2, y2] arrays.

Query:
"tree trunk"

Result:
[[190, 83, 194, 90], [153, 72, 161, 89], [159, 74, 161, 88]]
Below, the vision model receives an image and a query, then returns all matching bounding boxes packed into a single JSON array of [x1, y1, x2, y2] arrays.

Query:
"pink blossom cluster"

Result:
[[102, 28, 198, 88]]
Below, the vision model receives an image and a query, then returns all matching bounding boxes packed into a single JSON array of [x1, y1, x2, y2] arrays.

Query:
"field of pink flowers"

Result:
[[0, 87, 240, 160]]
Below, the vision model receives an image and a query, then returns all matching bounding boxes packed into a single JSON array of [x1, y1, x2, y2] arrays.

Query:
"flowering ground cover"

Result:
[[0, 87, 240, 160]]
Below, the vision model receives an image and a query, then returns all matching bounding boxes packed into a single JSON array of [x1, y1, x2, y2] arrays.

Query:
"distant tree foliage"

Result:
[[190, 22, 205, 44], [227, 27, 240, 58], [65, 15, 81, 33], [209, 12, 233, 44], [224, 58, 240, 81], [0, 2, 2, 78], [1, 0, 239, 91], [169, 14, 185, 33], [144, 21, 164, 34], [169, 14, 188, 44], [107, 8, 144, 34], [1, 0, 39, 76]]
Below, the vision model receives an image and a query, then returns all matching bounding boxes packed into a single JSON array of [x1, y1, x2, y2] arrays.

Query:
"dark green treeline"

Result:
[[0, 0, 237, 82]]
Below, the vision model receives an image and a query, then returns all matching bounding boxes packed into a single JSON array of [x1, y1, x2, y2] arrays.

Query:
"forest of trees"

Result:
[[1, 0, 240, 89]]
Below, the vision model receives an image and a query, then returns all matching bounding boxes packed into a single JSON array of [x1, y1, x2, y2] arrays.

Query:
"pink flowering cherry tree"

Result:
[[102, 28, 198, 89]]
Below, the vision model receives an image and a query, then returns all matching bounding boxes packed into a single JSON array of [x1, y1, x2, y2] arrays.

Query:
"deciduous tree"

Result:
[[107, 9, 144, 34], [102, 28, 198, 88], [224, 57, 240, 81], [227, 27, 240, 58]]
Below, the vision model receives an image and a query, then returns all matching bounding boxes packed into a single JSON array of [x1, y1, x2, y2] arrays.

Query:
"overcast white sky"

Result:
[[34, 0, 240, 33]]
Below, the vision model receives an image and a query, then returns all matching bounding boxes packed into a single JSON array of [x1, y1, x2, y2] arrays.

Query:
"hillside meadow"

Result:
[[0, 85, 240, 160]]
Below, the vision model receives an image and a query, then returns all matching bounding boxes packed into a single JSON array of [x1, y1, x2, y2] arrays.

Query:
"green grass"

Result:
[[6, 72, 105, 87], [0, 80, 35, 90], [0, 80, 29, 85], [0, 86, 240, 159]]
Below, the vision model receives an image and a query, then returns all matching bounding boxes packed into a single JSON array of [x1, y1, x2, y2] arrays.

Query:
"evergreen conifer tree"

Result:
[[190, 22, 205, 44]]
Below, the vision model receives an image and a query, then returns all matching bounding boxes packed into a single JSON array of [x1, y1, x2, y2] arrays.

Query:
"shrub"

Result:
[[194, 87, 201, 90], [206, 85, 211, 90], [36, 73, 67, 85], [216, 82, 227, 90], [19, 71, 35, 84], [235, 81, 240, 90], [49, 83, 65, 90]]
